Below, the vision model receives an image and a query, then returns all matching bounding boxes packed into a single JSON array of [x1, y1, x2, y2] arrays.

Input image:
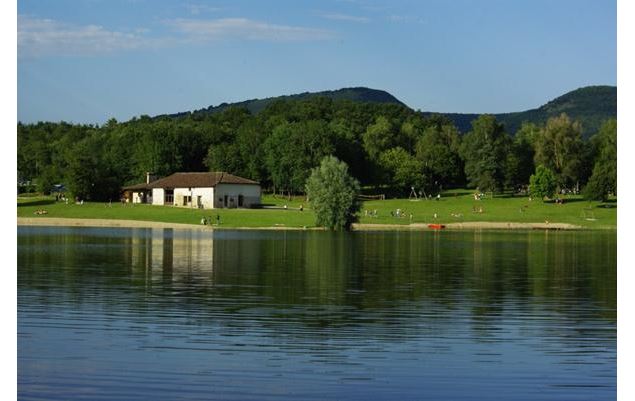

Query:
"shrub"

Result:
[[305, 156, 361, 230], [529, 165, 557, 200]]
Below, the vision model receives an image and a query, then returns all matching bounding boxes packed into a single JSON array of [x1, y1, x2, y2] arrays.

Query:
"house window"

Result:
[[183, 195, 191, 206], [165, 189, 174, 204]]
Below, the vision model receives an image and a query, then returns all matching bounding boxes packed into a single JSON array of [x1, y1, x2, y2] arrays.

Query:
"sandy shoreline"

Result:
[[16, 217, 317, 230], [18, 217, 584, 231], [351, 222, 582, 230]]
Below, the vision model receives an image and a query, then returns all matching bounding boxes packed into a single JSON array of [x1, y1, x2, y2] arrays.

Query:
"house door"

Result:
[[224, 195, 228, 208], [197, 196, 203, 209], [238, 195, 244, 207]]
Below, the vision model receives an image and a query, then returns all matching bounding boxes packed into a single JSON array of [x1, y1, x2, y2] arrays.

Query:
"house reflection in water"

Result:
[[128, 228, 216, 285]]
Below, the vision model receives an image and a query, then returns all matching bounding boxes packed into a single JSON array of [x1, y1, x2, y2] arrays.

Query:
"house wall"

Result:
[[173, 187, 215, 209], [132, 191, 152, 204], [151, 184, 260, 208], [152, 188, 165, 205], [213, 184, 261, 208]]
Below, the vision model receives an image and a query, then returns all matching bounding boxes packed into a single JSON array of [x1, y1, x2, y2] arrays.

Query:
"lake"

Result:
[[17, 226, 616, 400]]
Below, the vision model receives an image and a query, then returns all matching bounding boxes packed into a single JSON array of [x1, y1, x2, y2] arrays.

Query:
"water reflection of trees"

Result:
[[18, 227, 616, 344]]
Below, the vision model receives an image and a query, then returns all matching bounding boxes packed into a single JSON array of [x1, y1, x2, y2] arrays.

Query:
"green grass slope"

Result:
[[19, 191, 616, 230]]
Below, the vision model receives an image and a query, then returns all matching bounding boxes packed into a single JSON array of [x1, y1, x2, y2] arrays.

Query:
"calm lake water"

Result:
[[17, 226, 616, 401]]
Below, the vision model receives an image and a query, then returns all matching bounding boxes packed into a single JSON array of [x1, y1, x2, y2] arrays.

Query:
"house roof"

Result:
[[146, 172, 259, 189], [121, 182, 152, 191]]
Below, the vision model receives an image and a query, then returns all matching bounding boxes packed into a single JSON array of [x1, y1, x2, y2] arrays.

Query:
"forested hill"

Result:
[[161, 87, 407, 118], [18, 83, 617, 202], [422, 85, 616, 138], [161, 85, 615, 138]]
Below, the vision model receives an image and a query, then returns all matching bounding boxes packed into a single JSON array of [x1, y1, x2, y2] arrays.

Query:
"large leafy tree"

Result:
[[328, 118, 368, 184], [379, 147, 424, 194], [415, 123, 463, 191], [583, 119, 617, 200], [65, 135, 121, 201], [529, 165, 557, 200], [264, 120, 335, 195], [505, 122, 539, 190], [534, 113, 584, 189], [362, 116, 398, 161], [305, 156, 361, 230], [459, 115, 510, 193]]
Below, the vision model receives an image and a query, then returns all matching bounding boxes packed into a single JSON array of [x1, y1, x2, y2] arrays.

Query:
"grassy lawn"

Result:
[[358, 189, 616, 229], [17, 195, 316, 228], [17, 190, 617, 229]]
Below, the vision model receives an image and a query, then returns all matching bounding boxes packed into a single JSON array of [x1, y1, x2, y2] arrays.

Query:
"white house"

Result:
[[122, 172, 261, 209]]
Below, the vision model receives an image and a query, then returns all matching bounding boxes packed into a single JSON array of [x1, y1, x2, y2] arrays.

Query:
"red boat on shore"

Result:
[[428, 224, 446, 230]]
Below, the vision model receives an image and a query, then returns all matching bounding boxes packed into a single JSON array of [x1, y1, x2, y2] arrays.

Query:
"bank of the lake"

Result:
[[17, 217, 591, 232], [17, 191, 617, 230]]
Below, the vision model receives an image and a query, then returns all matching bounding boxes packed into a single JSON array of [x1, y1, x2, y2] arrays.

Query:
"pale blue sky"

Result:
[[17, 0, 616, 124]]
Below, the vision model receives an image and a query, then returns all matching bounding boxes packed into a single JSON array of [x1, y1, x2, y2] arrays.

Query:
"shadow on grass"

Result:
[[17, 199, 55, 207], [441, 191, 473, 197], [556, 198, 588, 204], [495, 193, 523, 199]]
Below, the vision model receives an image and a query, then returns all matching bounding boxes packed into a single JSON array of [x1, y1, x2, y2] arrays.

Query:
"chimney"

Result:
[[146, 172, 156, 184]]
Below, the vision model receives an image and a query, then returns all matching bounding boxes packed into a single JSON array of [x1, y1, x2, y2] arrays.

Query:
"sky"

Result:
[[17, 0, 617, 125]]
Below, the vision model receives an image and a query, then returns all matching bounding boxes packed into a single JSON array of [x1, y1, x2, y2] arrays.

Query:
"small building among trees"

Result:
[[122, 172, 261, 209]]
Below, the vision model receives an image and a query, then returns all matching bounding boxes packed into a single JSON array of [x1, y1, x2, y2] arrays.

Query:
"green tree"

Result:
[[534, 113, 584, 189], [362, 116, 397, 161], [305, 156, 361, 230], [459, 115, 510, 193], [328, 118, 368, 183], [529, 165, 557, 200], [583, 119, 617, 200], [379, 147, 424, 194], [264, 120, 335, 195], [415, 123, 463, 191], [36, 166, 57, 195], [205, 142, 242, 174], [505, 122, 539, 190]]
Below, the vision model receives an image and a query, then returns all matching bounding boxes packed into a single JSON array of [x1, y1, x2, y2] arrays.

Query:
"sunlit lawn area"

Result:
[[358, 189, 616, 229], [18, 189, 616, 229], [17, 195, 316, 228]]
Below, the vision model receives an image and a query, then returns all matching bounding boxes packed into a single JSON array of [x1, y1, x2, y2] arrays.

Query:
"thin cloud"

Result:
[[17, 15, 335, 58], [18, 15, 156, 58], [185, 3, 223, 15], [318, 13, 371, 23], [167, 18, 334, 42], [387, 15, 426, 24]]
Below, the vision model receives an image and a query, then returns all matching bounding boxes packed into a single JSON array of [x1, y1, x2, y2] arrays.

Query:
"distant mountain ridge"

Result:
[[426, 85, 616, 138], [163, 87, 406, 118], [160, 85, 616, 138]]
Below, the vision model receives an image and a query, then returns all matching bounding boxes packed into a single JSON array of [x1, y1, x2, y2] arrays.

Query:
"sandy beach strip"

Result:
[[16, 217, 317, 230], [18, 217, 583, 231], [352, 221, 582, 230], [18, 217, 207, 230]]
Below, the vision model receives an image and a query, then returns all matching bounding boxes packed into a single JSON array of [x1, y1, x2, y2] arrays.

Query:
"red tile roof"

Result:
[[121, 182, 152, 191], [146, 172, 259, 189]]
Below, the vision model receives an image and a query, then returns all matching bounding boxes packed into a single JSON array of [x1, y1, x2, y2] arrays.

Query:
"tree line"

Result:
[[17, 97, 617, 202]]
